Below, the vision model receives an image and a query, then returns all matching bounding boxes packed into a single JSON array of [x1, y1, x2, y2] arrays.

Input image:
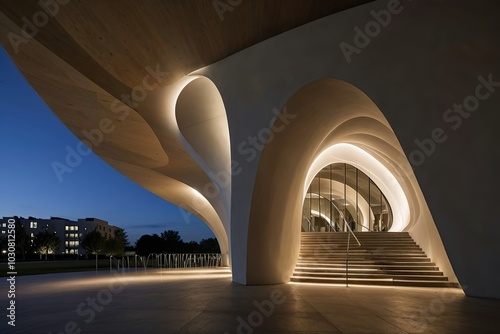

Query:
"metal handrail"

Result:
[[343, 216, 360, 287], [302, 209, 315, 232], [309, 194, 370, 232], [328, 196, 361, 287], [351, 219, 371, 232]]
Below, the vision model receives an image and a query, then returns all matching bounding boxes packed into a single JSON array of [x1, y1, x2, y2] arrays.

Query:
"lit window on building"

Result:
[[1, 231, 5, 234], [2, 223, 6, 227], [30, 221, 37, 228], [65, 226, 69, 231]]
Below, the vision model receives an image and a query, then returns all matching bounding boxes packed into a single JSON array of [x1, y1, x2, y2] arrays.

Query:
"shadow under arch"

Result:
[[245, 78, 456, 285]]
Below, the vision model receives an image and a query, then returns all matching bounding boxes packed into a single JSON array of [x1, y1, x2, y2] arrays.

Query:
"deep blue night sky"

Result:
[[0, 46, 214, 244]]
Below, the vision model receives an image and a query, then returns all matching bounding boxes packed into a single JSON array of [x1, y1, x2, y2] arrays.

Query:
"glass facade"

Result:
[[302, 163, 392, 232]]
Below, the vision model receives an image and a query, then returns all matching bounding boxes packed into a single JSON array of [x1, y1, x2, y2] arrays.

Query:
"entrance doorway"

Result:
[[302, 163, 392, 232]]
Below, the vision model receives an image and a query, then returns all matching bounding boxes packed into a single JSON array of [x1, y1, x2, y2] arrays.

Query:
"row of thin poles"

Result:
[[109, 253, 222, 272]]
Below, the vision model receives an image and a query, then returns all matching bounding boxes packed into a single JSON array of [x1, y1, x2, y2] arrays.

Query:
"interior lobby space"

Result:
[[1, 268, 499, 334]]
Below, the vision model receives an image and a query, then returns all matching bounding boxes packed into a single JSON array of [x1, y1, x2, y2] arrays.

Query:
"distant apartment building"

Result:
[[0, 216, 121, 255]]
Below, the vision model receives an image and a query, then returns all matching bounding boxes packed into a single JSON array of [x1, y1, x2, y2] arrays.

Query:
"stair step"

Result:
[[294, 268, 443, 275], [300, 252, 428, 257], [299, 254, 430, 262], [292, 272, 448, 280], [301, 241, 420, 243], [300, 250, 427, 257], [302, 243, 422, 250], [300, 237, 415, 239], [300, 244, 420, 247], [295, 264, 439, 270], [290, 276, 460, 288], [297, 260, 435, 265], [301, 237, 414, 239]]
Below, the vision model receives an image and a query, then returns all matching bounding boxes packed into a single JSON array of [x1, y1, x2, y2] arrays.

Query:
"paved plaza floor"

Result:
[[1, 268, 500, 333]]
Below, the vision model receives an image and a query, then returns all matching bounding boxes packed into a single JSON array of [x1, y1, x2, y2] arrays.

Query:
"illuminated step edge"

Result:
[[290, 276, 461, 288]]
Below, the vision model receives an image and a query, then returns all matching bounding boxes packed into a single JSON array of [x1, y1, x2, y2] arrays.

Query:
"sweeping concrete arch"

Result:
[[175, 76, 232, 233], [169, 76, 231, 266], [246, 78, 456, 285]]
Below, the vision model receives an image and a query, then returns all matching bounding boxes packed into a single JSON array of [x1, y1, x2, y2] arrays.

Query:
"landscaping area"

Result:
[[1, 259, 110, 276]]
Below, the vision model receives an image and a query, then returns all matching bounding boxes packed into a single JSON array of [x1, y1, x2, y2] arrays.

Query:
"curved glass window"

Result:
[[302, 163, 392, 232]]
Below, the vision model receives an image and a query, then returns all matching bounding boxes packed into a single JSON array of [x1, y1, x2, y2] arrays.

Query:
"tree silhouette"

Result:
[[161, 230, 183, 252], [134, 231, 221, 255], [182, 240, 199, 253], [33, 230, 61, 260], [81, 230, 105, 256], [135, 234, 165, 256], [199, 238, 220, 253], [105, 228, 129, 256]]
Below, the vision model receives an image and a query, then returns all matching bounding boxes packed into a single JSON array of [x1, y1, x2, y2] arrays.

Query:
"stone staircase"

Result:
[[291, 232, 459, 287]]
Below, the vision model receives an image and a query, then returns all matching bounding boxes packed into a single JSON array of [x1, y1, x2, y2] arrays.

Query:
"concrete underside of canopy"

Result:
[[0, 10, 232, 264], [1, 1, 499, 298]]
